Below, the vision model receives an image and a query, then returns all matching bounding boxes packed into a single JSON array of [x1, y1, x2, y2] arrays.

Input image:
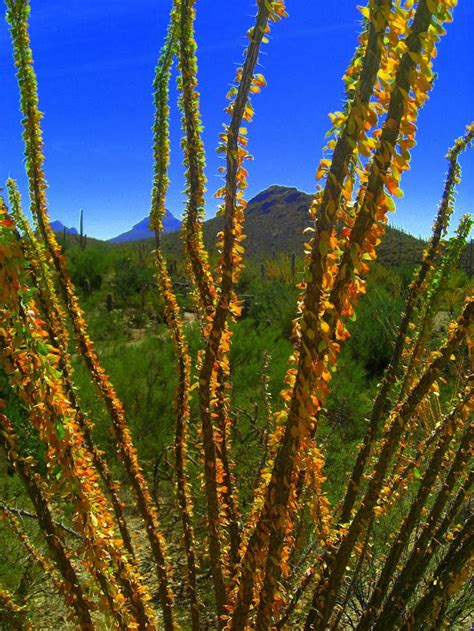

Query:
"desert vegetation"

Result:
[[0, 0, 472, 629]]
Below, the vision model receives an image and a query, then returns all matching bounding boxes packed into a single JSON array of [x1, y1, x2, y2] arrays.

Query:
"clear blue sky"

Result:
[[0, 1, 473, 241]]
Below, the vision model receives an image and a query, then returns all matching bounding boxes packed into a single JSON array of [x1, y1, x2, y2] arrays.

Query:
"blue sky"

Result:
[[0, 0, 473, 241]]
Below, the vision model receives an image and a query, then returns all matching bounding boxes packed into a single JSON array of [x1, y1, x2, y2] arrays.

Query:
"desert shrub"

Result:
[[113, 257, 155, 304], [66, 244, 112, 292], [347, 282, 404, 375], [244, 280, 298, 339]]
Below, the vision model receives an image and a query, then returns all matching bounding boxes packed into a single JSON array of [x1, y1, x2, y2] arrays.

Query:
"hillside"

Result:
[[50, 220, 78, 235], [59, 184, 472, 274], [161, 185, 428, 268]]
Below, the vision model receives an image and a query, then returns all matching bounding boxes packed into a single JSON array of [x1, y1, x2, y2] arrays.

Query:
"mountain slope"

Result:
[[109, 210, 181, 243], [50, 220, 78, 235], [161, 185, 426, 268]]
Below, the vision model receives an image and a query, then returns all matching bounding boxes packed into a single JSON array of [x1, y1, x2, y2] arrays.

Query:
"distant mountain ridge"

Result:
[[50, 186, 473, 274], [109, 210, 181, 243], [50, 220, 78, 235], [160, 185, 428, 269]]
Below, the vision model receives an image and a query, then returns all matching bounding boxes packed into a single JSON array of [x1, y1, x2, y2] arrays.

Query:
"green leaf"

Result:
[[37, 342, 49, 356]]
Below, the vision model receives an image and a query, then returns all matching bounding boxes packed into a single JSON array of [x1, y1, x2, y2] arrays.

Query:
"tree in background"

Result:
[[0, 0, 472, 629]]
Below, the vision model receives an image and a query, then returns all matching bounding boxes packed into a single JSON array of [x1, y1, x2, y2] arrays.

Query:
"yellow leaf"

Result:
[[320, 320, 330, 335]]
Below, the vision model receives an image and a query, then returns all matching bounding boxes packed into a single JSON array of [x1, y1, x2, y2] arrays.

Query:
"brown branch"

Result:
[[0, 587, 31, 631], [400, 513, 474, 630], [5, 4, 175, 626], [304, 297, 473, 629], [372, 425, 474, 629], [339, 122, 474, 524], [7, 183, 138, 561], [197, 0, 278, 618], [0, 502, 81, 540], [150, 9, 202, 627], [230, 4, 393, 627], [0, 414, 94, 628], [357, 388, 473, 630]]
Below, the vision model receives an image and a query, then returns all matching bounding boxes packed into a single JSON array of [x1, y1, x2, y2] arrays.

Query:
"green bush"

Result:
[[347, 280, 403, 376]]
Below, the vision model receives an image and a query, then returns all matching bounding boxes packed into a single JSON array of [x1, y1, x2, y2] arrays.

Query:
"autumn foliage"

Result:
[[0, 0, 473, 629]]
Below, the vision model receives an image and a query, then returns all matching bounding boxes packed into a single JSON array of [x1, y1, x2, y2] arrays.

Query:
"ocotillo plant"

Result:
[[1, 0, 472, 630]]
